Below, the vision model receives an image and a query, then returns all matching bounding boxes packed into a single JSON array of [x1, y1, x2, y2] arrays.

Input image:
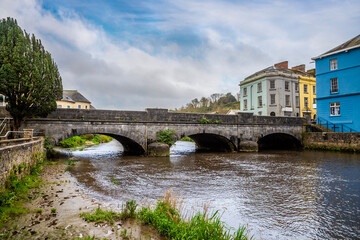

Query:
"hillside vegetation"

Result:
[[173, 92, 239, 114]]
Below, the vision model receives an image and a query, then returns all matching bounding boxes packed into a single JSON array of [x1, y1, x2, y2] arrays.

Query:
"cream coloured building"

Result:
[[56, 90, 92, 109]]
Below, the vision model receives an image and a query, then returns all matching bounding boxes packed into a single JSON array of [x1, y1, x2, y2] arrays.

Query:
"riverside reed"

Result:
[[80, 190, 253, 240]]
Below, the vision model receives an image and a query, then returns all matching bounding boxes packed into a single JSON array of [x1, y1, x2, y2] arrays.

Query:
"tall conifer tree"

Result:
[[0, 17, 63, 131]]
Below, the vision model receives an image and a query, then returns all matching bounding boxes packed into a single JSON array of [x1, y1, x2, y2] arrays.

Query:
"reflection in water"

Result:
[[62, 140, 360, 240]]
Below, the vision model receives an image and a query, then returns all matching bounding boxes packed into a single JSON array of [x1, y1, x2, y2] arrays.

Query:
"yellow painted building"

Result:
[[56, 90, 92, 109], [299, 75, 316, 121]]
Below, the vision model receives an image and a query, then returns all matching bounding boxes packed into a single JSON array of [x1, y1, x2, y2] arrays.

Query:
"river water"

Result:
[[61, 140, 360, 240]]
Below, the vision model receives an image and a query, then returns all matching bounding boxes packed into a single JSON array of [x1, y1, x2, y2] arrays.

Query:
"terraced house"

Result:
[[239, 61, 315, 118], [312, 34, 360, 132]]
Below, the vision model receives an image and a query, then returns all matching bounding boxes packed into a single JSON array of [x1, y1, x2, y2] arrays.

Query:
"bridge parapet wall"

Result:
[[46, 108, 304, 125]]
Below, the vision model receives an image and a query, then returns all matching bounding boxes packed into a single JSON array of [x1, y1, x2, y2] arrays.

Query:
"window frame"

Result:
[[285, 81, 290, 91], [304, 97, 308, 108], [257, 82, 262, 93], [330, 102, 340, 116], [243, 87, 247, 97], [243, 99, 247, 110], [330, 58, 338, 71], [295, 96, 300, 108], [304, 84, 308, 94], [285, 94, 291, 107], [270, 80, 275, 89], [330, 78, 338, 94], [270, 94, 276, 105], [258, 96, 262, 108]]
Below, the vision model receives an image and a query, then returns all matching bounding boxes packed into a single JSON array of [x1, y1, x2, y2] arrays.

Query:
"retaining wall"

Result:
[[0, 137, 45, 188], [303, 132, 360, 152]]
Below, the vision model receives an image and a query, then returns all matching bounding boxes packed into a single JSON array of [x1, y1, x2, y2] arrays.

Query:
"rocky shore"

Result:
[[1, 160, 163, 240]]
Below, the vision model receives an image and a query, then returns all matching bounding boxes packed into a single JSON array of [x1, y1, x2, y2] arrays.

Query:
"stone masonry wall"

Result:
[[303, 132, 360, 152], [0, 137, 44, 188], [46, 108, 304, 125]]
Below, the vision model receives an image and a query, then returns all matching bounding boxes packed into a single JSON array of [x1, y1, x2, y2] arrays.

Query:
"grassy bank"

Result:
[[80, 190, 253, 240], [0, 155, 47, 227], [56, 134, 113, 148]]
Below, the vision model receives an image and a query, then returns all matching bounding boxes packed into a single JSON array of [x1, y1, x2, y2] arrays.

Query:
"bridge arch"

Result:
[[178, 133, 236, 153], [257, 133, 302, 150], [57, 132, 145, 156]]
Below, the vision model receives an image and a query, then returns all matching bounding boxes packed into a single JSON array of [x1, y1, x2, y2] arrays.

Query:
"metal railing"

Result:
[[0, 118, 39, 138], [0, 117, 9, 136], [317, 117, 356, 133]]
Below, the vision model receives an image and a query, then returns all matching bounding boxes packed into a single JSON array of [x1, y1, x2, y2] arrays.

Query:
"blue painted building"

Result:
[[312, 35, 360, 132]]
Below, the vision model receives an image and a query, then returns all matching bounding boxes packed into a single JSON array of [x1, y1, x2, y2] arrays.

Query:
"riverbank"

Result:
[[0, 159, 163, 240], [303, 132, 360, 153]]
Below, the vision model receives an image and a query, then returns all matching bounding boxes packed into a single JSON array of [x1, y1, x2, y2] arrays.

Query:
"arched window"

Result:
[[270, 112, 276, 116]]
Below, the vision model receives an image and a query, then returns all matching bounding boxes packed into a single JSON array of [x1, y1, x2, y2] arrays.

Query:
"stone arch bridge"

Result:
[[22, 108, 305, 155]]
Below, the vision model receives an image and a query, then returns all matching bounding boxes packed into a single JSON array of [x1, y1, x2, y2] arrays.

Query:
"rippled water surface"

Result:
[[64, 140, 360, 239]]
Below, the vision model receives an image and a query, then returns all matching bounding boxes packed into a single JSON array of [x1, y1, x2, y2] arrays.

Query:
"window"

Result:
[[258, 111, 262, 116], [86, 106, 88, 109], [330, 102, 340, 116], [258, 96, 262, 108], [257, 83, 262, 92], [243, 99, 247, 110], [285, 95, 291, 107], [313, 86, 316, 94], [285, 81, 290, 91], [67, 106, 70, 108], [313, 98, 316, 104], [331, 78, 338, 93], [78, 105, 81, 109], [58, 105, 62, 108], [270, 112, 276, 116], [296, 96, 300, 107], [330, 58, 337, 70], [270, 94, 276, 105], [304, 97, 308, 108], [270, 80, 275, 89], [243, 87, 247, 96], [295, 83, 299, 92], [304, 84, 308, 93]]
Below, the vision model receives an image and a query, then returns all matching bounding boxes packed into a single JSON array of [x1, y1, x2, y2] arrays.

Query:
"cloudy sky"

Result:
[[1, 0, 359, 110]]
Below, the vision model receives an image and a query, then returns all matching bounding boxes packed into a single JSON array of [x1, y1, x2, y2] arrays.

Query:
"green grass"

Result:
[[138, 201, 252, 240], [180, 136, 195, 142], [34, 209, 43, 214], [57, 136, 86, 148], [0, 161, 45, 226], [110, 178, 118, 185], [80, 200, 138, 225], [57, 134, 113, 148]]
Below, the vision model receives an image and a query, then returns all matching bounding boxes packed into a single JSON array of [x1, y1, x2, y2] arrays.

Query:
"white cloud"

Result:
[[0, 0, 359, 110]]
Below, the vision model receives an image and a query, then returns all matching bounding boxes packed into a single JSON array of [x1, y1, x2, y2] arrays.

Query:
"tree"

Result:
[[191, 98, 199, 108], [0, 17, 63, 131], [200, 97, 209, 108]]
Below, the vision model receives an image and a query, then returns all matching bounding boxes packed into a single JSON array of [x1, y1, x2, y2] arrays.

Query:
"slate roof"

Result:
[[61, 90, 91, 103], [312, 34, 360, 59], [240, 65, 313, 86]]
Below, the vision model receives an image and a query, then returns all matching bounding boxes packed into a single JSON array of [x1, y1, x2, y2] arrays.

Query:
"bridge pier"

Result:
[[238, 140, 258, 152]]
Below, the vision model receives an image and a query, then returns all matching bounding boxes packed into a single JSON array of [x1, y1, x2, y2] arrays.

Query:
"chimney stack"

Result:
[[274, 61, 288, 69], [291, 64, 306, 72]]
